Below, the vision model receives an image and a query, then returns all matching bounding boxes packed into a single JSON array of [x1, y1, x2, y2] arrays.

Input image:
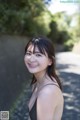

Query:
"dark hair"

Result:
[[25, 36, 62, 90]]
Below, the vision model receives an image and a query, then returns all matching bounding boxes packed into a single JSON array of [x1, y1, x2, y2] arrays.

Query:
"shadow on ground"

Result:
[[60, 71, 80, 120], [10, 70, 80, 120], [56, 58, 80, 120]]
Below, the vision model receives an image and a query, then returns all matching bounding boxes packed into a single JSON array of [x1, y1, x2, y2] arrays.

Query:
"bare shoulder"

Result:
[[37, 84, 64, 120], [38, 84, 64, 106]]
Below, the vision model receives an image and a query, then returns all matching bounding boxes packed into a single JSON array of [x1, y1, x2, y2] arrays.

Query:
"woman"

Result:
[[24, 36, 64, 120]]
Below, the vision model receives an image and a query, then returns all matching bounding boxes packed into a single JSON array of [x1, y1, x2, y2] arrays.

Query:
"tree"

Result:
[[48, 21, 59, 42], [0, 0, 51, 36]]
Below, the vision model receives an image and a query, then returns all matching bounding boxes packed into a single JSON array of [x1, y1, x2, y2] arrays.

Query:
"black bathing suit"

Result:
[[29, 83, 59, 120]]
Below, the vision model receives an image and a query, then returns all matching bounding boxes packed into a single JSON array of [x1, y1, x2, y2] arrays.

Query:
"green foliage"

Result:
[[48, 21, 59, 42], [48, 10, 80, 51], [57, 31, 70, 44], [0, 0, 79, 50], [72, 13, 80, 41], [48, 12, 71, 44], [64, 39, 74, 51], [0, 0, 50, 36]]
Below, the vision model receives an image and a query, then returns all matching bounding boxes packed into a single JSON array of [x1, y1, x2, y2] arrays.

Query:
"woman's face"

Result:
[[24, 44, 52, 74]]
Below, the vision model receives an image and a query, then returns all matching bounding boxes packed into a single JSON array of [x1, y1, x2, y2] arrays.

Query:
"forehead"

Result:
[[27, 44, 48, 56], [27, 44, 39, 52]]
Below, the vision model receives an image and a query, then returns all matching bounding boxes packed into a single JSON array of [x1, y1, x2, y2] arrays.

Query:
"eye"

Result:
[[35, 53, 42, 57], [25, 52, 31, 56]]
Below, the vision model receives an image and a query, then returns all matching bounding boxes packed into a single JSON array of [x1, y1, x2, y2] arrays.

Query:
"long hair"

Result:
[[25, 36, 62, 90]]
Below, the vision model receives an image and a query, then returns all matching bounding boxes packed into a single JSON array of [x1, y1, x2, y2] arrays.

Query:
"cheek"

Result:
[[39, 58, 49, 67], [24, 56, 28, 64]]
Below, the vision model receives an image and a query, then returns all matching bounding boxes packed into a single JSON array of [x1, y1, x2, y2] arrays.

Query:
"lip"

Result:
[[28, 63, 38, 68]]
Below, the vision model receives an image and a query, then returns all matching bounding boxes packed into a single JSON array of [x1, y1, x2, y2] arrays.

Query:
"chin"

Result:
[[28, 69, 39, 74]]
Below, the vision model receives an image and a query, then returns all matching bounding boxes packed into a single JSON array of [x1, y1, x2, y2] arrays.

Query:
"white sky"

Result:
[[48, 0, 79, 15]]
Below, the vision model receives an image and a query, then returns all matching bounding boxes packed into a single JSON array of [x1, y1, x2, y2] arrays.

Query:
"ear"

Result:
[[48, 59, 52, 66]]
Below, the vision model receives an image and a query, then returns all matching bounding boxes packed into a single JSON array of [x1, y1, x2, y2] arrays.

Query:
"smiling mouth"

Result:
[[28, 63, 38, 68]]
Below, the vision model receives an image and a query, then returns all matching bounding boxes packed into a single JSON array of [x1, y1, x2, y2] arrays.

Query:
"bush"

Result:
[[64, 39, 74, 51]]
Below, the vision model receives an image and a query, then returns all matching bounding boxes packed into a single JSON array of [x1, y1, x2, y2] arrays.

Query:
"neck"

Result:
[[34, 71, 48, 87]]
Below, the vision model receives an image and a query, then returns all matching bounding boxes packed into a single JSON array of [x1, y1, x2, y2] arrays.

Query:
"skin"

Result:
[[24, 44, 64, 120]]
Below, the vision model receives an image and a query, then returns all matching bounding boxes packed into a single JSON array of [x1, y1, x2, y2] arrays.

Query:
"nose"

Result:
[[29, 54, 35, 62]]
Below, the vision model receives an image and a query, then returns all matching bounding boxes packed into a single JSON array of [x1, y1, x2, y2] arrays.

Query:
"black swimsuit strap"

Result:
[[38, 83, 59, 91]]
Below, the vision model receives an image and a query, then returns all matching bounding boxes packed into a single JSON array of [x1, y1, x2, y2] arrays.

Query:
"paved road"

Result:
[[10, 52, 80, 120], [56, 52, 80, 120]]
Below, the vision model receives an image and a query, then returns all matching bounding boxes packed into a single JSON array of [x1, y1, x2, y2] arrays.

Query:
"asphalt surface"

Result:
[[56, 52, 80, 120], [10, 52, 80, 120]]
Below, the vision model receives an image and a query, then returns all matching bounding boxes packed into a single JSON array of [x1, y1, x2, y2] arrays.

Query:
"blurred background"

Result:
[[0, 0, 80, 120]]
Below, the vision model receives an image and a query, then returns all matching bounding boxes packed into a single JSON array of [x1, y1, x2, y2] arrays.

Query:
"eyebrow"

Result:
[[27, 51, 41, 54]]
